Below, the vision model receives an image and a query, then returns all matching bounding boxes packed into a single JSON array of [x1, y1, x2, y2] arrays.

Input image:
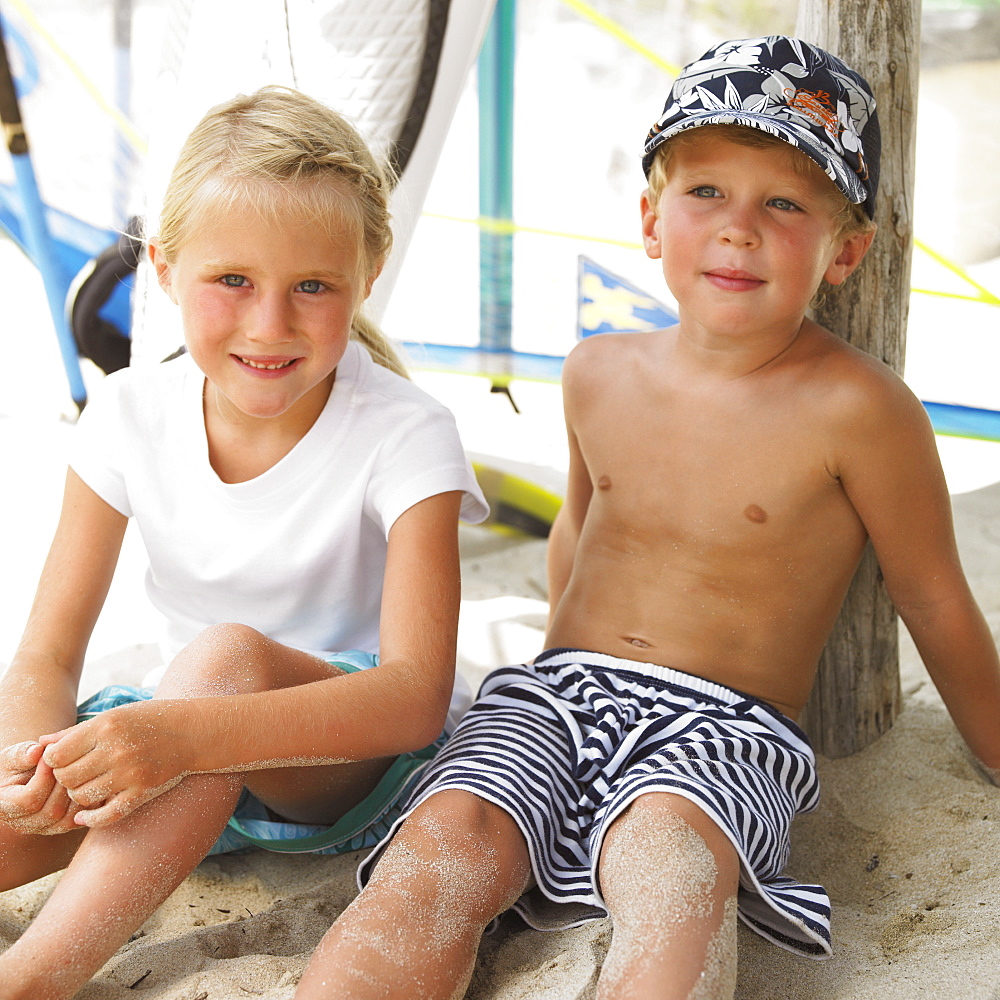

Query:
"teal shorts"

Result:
[[76, 650, 446, 857]]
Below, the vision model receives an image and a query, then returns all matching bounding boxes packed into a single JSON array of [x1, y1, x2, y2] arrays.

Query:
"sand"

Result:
[[2, 484, 999, 999]]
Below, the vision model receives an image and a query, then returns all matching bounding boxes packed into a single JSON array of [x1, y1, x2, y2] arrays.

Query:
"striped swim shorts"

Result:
[[358, 648, 831, 957], [77, 651, 446, 857]]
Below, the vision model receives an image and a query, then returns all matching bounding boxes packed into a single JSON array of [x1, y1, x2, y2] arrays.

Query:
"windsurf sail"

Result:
[[131, 0, 497, 368], [1, 0, 496, 393]]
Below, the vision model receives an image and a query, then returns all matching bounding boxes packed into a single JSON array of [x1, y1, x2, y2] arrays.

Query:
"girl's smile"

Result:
[[236, 355, 301, 373]]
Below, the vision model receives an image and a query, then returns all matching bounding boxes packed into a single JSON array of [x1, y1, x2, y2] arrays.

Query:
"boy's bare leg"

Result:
[[596, 793, 740, 1000], [296, 789, 532, 1000]]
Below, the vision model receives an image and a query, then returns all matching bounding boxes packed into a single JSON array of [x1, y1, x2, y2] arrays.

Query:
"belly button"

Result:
[[627, 637, 651, 649]]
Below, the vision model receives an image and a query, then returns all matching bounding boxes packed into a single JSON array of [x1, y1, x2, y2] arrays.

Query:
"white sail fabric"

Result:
[[131, 0, 494, 362], [1, 0, 494, 365]]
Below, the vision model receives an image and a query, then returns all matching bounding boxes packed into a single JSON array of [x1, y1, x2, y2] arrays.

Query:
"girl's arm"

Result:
[[42, 490, 464, 824], [0, 470, 126, 830]]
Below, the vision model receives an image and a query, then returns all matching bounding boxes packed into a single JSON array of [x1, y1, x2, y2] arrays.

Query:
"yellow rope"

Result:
[[6, 0, 147, 156], [424, 211, 644, 251], [914, 239, 1000, 306], [8, 0, 998, 310], [557, 0, 681, 76]]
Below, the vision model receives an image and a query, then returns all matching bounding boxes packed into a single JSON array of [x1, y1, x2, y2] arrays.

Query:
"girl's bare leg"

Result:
[[0, 624, 387, 1000], [596, 793, 740, 1000], [296, 789, 532, 1000], [0, 824, 86, 894], [0, 770, 242, 1000]]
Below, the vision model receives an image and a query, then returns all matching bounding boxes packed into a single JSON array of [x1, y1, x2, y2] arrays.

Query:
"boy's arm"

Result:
[[547, 423, 592, 629], [0, 470, 127, 830], [41, 490, 466, 825], [837, 373, 1000, 776], [547, 347, 594, 629]]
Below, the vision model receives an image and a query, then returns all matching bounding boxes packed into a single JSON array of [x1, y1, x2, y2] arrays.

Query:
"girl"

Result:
[[0, 86, 486, 998]]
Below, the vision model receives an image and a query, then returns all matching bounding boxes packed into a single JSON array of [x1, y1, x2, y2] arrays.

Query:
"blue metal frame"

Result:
[[477, 0, 516, 364], [0, 8, 87, 408]]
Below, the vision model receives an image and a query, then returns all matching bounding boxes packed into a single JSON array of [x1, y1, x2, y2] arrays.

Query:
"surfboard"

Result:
[[472, 458, 563, 538]]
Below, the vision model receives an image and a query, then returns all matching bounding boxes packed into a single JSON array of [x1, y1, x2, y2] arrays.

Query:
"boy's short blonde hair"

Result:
[[645, 124, 875, 242]]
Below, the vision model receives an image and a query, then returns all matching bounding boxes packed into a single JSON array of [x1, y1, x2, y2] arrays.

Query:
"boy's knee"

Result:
[[373, 790, 531, 904], [600, 793, 739, 922], [597, 796, 740, 998], [418, 790, 526, 856]]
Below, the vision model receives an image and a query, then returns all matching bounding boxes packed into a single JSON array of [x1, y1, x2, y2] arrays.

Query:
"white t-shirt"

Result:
[[71, 342, 488, 724]]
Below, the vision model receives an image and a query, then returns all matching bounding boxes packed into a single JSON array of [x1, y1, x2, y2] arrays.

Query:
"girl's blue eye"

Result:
[[221, 274, 246, 287], [299, 279, 323, 294]]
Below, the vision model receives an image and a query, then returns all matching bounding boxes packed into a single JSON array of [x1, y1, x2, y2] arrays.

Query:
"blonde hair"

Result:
[[645, 123, 875, 241], [155, 86, 407, 377]]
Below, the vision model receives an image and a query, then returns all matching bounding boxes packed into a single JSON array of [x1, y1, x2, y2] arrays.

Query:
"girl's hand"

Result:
[[0, 741, 82, 835], [39, 702, 193, 828]]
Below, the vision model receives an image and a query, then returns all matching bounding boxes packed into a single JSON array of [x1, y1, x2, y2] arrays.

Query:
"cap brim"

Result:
[[642, 111, 868, 209]]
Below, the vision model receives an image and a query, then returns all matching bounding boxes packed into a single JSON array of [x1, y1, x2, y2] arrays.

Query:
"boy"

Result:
[[294, 36, 1000, 1000]]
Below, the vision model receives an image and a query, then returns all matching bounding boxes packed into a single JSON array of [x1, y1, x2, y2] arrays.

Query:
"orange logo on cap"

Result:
[[785, 88, 841, 134], [784, 87, 869, 180]]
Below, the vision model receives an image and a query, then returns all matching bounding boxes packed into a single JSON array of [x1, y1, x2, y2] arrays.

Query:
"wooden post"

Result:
[[795, 0, 921, 757]]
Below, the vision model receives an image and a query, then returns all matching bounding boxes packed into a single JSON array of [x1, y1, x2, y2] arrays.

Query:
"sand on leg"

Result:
[[596, 792, 740, 1000], [296, 788, 533, 1000], [0, 627, 255, 1000], [0, 767, 242, 1000], [0, 623, 384, 1000], [0, 815, 86, 893]]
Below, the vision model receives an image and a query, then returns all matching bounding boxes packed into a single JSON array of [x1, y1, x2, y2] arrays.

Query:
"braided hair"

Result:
[[155, 86, 406, 377]]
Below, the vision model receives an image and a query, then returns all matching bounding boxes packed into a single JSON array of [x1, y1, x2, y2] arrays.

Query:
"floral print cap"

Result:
[[642, 36, 880, 219]]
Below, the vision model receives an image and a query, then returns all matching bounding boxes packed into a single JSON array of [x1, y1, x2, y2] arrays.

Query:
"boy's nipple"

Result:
[[598, 474, 612, 491], [743, 504, 768, 524]]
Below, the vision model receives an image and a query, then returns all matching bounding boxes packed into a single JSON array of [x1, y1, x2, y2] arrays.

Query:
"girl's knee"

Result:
[[157, 623, 274, 697], [185, 622, 268, 662], [160, 625, 341, 699]]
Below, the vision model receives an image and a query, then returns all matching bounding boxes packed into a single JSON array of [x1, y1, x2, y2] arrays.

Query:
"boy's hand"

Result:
[[39, 702, 193, 828], [0, 741, 82, 835]]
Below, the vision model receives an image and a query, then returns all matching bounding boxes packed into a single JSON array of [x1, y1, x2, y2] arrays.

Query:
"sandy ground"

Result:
[[1, 501, 999, 999], [2, 4, 1000, 988]]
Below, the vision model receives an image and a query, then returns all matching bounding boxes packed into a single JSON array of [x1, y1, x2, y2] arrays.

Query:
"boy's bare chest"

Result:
[[578, 389, 856, 551]]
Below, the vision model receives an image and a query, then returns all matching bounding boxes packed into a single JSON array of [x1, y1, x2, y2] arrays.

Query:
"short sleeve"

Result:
[[69, 370, 133, 517], [365, 402, 488, 534]]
